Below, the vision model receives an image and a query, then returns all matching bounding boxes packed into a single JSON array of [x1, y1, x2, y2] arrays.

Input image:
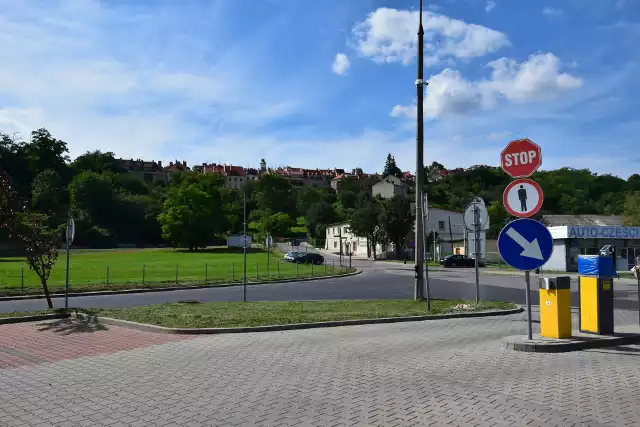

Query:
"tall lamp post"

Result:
[[414, 0, 428, 300]]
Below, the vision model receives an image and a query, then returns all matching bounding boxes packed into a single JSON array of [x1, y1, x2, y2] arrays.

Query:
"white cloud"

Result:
[[391, 53, 583, 119], [485, 1, 497, 12], [542, 7, 563, 17], [351, 7, 509, 65], [332, 53, 351, 75], [487, 131, 512, 141], [0, 0, 302, 161]]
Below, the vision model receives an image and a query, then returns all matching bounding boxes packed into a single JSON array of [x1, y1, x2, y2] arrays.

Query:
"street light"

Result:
[[414, 0, 428, 300]]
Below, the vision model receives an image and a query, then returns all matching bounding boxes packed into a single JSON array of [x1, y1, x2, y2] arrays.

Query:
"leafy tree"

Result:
[[487, 200, 510, 238], [259, 212, 294, 237], [253, 173, 296, 219], [0, 133, 30, 197], [23, 128, 71, 184], [31, 169, 67, 226], [305, 201, 337, 238], [627, 174, 640, 192], [348, 193, 382, 258], [0, 173, 24, 237], [157, 175, 228, 250], [17, 213, 61, 308], [69, 171, 116, 229], [383, 153, 402, 178], [623, 192, 640, 226], [378, 195, 413, 258], [72, 150, 124, 174]]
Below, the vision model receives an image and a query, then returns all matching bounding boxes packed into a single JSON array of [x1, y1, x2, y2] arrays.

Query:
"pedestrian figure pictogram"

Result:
[[518, 185, 527, 212]]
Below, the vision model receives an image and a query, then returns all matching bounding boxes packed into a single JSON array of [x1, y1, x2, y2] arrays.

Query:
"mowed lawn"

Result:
[[0, 248, 349, 295]]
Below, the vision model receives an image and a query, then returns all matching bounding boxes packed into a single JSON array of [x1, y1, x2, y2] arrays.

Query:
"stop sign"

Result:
[[500, 138, 542, 178]]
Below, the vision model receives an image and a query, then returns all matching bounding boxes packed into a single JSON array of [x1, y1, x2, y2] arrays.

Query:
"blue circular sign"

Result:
[[498, 219, 554, 271]]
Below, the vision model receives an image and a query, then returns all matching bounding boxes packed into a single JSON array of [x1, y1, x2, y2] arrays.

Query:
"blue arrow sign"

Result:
[[498, 219, 553, 271]]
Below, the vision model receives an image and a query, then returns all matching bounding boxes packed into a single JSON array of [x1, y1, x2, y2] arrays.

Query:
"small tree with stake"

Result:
[[1, 173, 60, 308], [18, 213, 60, 308]]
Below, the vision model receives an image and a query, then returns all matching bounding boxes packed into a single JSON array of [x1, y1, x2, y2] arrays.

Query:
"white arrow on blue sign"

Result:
[[497, 218, 553, 271]]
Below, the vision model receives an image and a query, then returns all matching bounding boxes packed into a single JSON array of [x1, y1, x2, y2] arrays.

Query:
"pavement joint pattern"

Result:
[[1, 311, 640, 426]]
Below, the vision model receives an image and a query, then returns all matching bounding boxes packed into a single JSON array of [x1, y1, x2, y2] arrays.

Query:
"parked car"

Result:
[[293, 252, 325, 265], [283, 251, 300, 262], [439, 254, 484, 268]]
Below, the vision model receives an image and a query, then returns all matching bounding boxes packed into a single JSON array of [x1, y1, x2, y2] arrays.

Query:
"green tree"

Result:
[[623, 192, 640, 226], [253, 174, 296, 218], [23, 128, 71, 184], [378, 195, 413, 258], [348, 193, 382, 258], [72, 150, 124, 174], [259, 212, 294, 237], [487, 200, 510, 238], [31, 169, 67, 225], [305, 201, 338, 238], [383, 153, 402, 178], [157, 175, 228, 250], [17, 213, 61, 308], [0, 133, 30, 198]]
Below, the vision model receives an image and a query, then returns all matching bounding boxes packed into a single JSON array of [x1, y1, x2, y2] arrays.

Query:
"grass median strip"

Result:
[[84, 300, 516, 329]]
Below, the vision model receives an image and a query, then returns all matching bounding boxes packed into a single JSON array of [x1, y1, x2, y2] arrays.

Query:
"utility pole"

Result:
[[243, 184, 248, 302], [414, 0, 427, 300]]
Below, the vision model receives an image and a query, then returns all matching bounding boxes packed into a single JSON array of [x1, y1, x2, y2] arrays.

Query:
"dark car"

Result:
[[293, 252, 325, 265], [440, 254, 479, 268]]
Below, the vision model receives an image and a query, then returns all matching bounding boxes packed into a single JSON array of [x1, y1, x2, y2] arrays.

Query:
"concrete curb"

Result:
[[0, 269, 362, 302], [504, 333, 640, 353], [0, 313, 70, 325], [74, 305, 523, 335]]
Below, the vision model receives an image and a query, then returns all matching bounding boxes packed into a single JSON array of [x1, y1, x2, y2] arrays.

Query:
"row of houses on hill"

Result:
[[116, 156, 417, 191]]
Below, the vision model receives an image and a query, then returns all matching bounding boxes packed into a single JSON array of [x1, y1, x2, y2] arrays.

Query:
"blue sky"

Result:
[[0, 0, 638, 177]]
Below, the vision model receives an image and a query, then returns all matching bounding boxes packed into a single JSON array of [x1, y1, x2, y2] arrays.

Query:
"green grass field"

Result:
[[0, 248, 352, 296]]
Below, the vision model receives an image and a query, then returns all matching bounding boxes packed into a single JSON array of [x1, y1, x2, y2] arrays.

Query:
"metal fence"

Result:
[[0, 257, 355, 294]]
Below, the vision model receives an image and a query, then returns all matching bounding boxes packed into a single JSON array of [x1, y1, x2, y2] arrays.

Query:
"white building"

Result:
[[324, 222, 387, 258], [324, 206, 466, 260], [371, 175, 408, 199], [541, 215, 640, 272]]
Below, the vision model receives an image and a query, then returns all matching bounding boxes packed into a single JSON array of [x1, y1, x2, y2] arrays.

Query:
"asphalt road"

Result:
[[1, 252, 638, 314]]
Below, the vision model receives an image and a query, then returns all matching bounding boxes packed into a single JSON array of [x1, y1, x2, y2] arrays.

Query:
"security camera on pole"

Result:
[[498, 138, 553, 340]]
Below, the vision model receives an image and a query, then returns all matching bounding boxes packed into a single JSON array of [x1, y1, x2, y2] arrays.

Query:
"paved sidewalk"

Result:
[[1, 311, 640, 426], [0, 318, 191, 369]]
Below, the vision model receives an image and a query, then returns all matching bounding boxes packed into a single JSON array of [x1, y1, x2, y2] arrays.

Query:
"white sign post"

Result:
[[64, 217, 75, 309]]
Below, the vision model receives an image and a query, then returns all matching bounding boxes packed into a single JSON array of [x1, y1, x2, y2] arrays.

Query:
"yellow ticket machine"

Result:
[[539, 276, 572, 339], [578, 255, 615, 335]]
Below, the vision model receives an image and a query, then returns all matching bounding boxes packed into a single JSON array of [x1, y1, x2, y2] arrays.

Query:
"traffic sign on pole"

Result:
[[498, 219, 553, 271], [503, 178, 544, 218], [463, 201, 489, 231], [500, 139, 542, 178]]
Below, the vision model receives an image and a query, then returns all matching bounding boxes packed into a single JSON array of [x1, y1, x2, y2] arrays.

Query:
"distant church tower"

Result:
[[260, 158, 267, 173]]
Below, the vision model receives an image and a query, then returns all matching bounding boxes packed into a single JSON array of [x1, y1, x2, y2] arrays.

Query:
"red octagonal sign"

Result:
[[500, 138, 542, 178]]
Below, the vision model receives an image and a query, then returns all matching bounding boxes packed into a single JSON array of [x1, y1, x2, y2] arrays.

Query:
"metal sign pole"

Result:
[[243, 191, 247, 302], [64, 219, 71, 309], [422, 191, 430, 312], [473, 205, 480, 304], [525, 270, 533, 340]]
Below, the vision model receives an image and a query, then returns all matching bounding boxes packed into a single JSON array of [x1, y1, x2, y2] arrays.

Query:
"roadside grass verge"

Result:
[[84, 299, 517, 328]]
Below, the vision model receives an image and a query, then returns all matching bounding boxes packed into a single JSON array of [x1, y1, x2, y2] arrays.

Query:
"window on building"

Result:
[[438, 221, 445, 231], [333, 241, 337, 248]]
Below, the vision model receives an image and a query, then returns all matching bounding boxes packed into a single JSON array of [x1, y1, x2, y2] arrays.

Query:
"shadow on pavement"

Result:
[[36, 318, 108, 335]]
